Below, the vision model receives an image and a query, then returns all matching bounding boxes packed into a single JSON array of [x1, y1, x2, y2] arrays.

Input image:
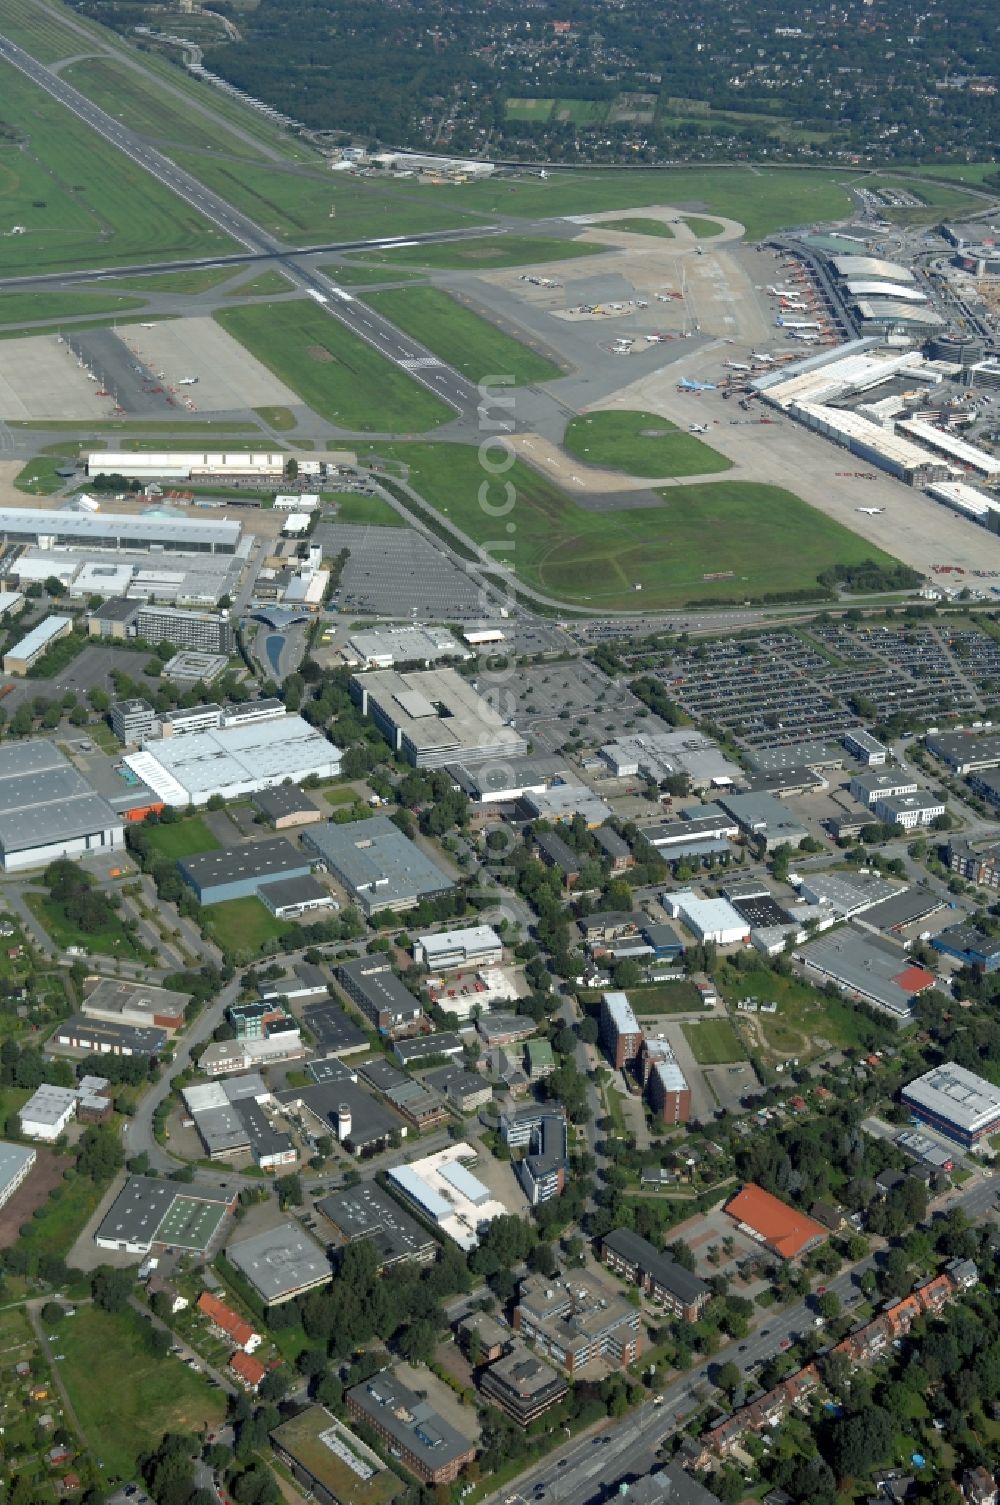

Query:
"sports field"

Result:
[[215, 300, 452, 432], [157, 1193, 228, 1251], [366, 441, 906, 609], [352, 235, 608, 271], [600, 218, 675, 238], [365, 287, 561, 386], [563, 411, 731, 477], [0, 65, 237, 277], [143, 816, 220, 861], [681, 1018, 746, 1064]]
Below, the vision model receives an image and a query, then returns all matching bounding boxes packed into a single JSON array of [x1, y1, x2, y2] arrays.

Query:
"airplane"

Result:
[[751, 352, 776, 363], [724, 361, 751, 371], [677, 377, 716, 392], [139, 322, 155, 329], [785, 330, 820, 342], [776, 317, 821, 330], [177, 376, 199, 386], [856, 507, 885, 515], [688, 423, 709, 433]]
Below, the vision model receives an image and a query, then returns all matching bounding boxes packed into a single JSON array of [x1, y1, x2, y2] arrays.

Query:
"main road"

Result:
[[0, 32, 497, 421]]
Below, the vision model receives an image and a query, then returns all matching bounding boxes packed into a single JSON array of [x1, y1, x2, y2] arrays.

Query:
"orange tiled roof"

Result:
[[726, 1184, 827, 1259]]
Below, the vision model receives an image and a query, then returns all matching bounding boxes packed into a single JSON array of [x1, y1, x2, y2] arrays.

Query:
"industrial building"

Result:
[[480, 1344, 568, 1428], [253, 785, 323, 830], [414, 925, 503, 971], [3, 615, 73, 675], [715, 792, 810, 851], [95, 1176, 235, 1255], [425, 1064, 493, 1114], [600, 991, 643, 1070], [124, 713, 340, 806], [178, 838, 314, 906], [0, 506, 241, 554], [599, 731, 741, 789], [725, 1184, 827, 1260], [931, 923, 1000, 973], [387, 1143, 508, 1251], [344, 626, 472, 670], [797, 927, 934, 1023], [82, 978, 190, 1031], [513, 1270, 641, 1375], [182, 1076, 295, 1168], [262, 875, 336, 919], [52, 1015, 166, 1057], [898, 419, 1000, 481], [270, 1406, 402, 1505], [302, 1001, 369, 1056], [351, 668, 527, 768], [926, 729, 1000, 775], [317, 1182, 438, 1269], [929, 480, 1000, 532], [0, 1143, 36, 1210], [85, 450, 284, 482], [0, 740, 124, 871], [89, 600, 234, 653], [663, 890, 749, 946], [518, 783, 613, 827], [447, 755, 566, 805], [346, 1371, 476, 1486], [280, 1079, 406, 1159], [305, 816, 453, 916], [336, 955, 422, 1034], [226, 1223, 333, 1305], [901, 1063, 1000, 1149], [358, 1057, 448, 1132], [18, 1083, 98, 1142], [599, 1228, 710, 1321]]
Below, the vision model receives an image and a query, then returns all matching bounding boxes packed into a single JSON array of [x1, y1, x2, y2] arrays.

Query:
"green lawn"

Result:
[[623, 981, 704, 1013], [102, 266, 242, 295], [142, 817, 221, 861], [365, 286, 561, 386], [552, 99, 609, 125], [677, 215, 726, 237], [215, 300, 451, 432], [505, 99, 556, 122], [351, 235, 608, 271], [255, 405, 298, 430], [0, 66, 237, 278], [0, 291, 145, 325], [18, 1169, 105, 1260], [716, 961, 895, 1058], [362, 441, 908, 609], [681, 1018, 746, 1064], [230, 269, 296, 297], [56, 1305, 226, 1480], [328, 491, 409, 526], [599, 218, 676, 238], [14, 455, 74, 495], [563, 410, 731, 477], [25, 890, 148, 961], [202, 895, 289, 955], [323, 263, 427, 286]]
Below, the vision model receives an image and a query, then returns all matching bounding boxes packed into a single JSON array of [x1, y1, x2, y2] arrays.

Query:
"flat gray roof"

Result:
[[903, 1063, 1000, 1133], [95, 1175, 231, 1246], [717, 791, 807, 837], [0, 505, 240, 550], [0, 739, 121, 855], [347, 1371, 474, 1468], [179, 837, 308, 890], [799, 927, 932, 1019], [0, 1141, 35, 1194], [278, 1079, 405, 1148], [305, 816, 452, 912], [317, 1182, 437, 1263], [746, 739, 844, 773], [227, 1223, 332, 1302], [354, 667, 526, 762], [253, 785, 320, 819]]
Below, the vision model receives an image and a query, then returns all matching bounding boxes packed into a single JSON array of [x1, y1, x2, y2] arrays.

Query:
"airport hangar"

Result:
[[0, 507, 241, 555], [0, 740, 124, 871]]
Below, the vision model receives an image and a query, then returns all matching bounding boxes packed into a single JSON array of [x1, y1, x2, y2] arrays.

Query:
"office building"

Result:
[[124, 714, 340, 807], [110, 698, 157, 745], [479, 1344, 568, 1427], [305, 816, 453, 917], [52, 1014, 166, 1058], [91, 601, 234, 655], [874, 790, 946, 829], [600, 991, 642, 1070], [0, 1143, 36, 1210], [81, 978, 189, 1031], [227, 1223, 333, 1305], [346, 1371, 476, 1485], [850, 769, 920, 806], [270, 1406, 402, 1505], [351, 667, 527, 769], [725, 1184, 827, 1260], [513, 1270, 641, 1374], [178, 838, 313, 906], [229, 997, 298, 1041], [253, 785, 323, 830], [843, 729, 887, 766], [425, 1064, 493, 1114], [317, 1183, 437, 1269], [599, 1229, 709, 1321], [413, 926, 503, 971], [512, 1109, 568, 1206], [388, 1144, 508, 1251], [3, 615, 72, 676], [926, 729, 1000, 776], [902, 1063, 1000, 1148], [336, 955, 421, 1035]]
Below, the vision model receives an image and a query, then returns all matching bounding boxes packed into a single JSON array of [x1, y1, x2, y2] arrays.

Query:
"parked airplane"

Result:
[[856, 507, 885, 515], [688, 423, 709, 433], [177, 376, 199, 386], [750, 352, 776, 363], [776, 317, 821, 330], [724, 361, 751, 371], [677, 377, 716, 392], [786, 331, 820, 342], [139, 323, 155, 329]]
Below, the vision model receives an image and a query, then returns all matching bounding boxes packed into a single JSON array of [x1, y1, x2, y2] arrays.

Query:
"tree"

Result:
[[275, 1173, 303, 1208], [76, 1124, 124, 1182], [824, 1405, 894, 1480], [817, 1291, 841, 1321], [715, 1361, 741, 1399], [41, 1301, 65, 1325], [91, 1266, 133, 1313]]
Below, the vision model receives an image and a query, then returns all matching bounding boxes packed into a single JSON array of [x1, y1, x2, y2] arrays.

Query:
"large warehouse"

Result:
[[0, 740, 124, 871], [178, 838, 313, 906], [304, 816, 453, 916], [123, 713, 340, 806], [351, 667, 527, 768], [0, 507, 240, 555], [85, 451, 285, 482], [901, 1063, 1000, 1149]]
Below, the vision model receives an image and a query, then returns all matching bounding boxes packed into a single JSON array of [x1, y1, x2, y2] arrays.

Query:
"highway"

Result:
[[0, 32, 496, 420]]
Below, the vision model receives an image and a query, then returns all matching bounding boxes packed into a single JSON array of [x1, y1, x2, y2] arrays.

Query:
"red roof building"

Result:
[[893, 964, 935, 994], [725, 1184, 827, 1260], [197, 1291, 261, 1353], [230, 1351, 267, 1391]]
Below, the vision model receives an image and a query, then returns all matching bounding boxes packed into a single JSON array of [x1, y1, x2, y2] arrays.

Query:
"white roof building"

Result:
[[123, 713, 340, 806], [414, 925, 503, 970], [663, 889, 749, 945], [387, 1143, 509, 1250]]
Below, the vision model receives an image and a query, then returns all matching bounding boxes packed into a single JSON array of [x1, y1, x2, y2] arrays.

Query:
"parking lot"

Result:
[[315, 521, 491, 618], [503, 658, 674, 755]]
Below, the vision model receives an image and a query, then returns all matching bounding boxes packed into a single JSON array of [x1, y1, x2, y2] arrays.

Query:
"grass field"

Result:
[[231, 269, 295, 297], [0, 313, 177, 342], [563, 410, 731, 477], [681, 1018, 746, 1064], [329, 491, 409, 526], [0, 291, 145, 326], [14, 455, 74, 495], [25, 890, 147, 961], [255, 405, 298, 430], [17, 1170, 105, 1261], [505, 99, 556, 122], [215, 300, 452, 432], [57, 1306, 226, 1480], [202, 895, 289, 955], [581, 981, 703, 1014], [324, 263, 427, 286], [363, 441, 905, 608], [0, 66, 237, 278], [143, 817, 220, 861], [600, 218, 676, 238], [678, 215, 725, 237], [717, 961, 894, 1059], [365, 286, 561, 386], [352, 235, 609, 271], [102, 267, 241, 295]]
